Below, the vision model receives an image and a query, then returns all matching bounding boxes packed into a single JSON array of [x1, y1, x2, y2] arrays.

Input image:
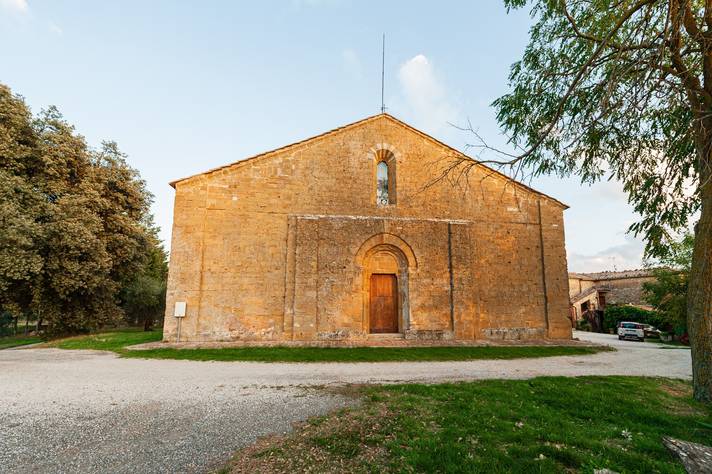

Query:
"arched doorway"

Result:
[[368, 252, 400, 333], [356, 234, 417, 335]]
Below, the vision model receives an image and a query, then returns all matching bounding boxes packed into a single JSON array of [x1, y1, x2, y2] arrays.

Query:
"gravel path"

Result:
[[0, 331, 690, 473]]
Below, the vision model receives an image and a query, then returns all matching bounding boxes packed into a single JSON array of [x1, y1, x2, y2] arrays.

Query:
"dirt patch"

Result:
[[224, 394, 396, 473], [659, 379, 693, 398], [658, 379, 705, 417]]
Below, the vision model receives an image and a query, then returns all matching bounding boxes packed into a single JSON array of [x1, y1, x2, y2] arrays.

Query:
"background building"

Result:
[[568, 270, 656, 324]]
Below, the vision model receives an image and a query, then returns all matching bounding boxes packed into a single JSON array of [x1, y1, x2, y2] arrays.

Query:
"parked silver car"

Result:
[[617, 322, 645, 341], [643, 324, 661, 338]]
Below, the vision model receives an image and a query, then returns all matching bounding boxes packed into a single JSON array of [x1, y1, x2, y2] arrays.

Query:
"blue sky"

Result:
[[1, 0, 647, 272]]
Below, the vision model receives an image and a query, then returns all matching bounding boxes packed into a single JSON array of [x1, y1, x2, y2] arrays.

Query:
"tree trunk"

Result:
[[688, 180, 712, 402], [662, 436, 712, 472]]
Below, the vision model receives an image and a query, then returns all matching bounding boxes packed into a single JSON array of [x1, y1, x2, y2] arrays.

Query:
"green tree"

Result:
[[31, 106, 120, 334], [0, 86, 44, 319], [644, 234, 694, 335], [0, 83, 164, 336], [121, 232, 168, 331], [447, 2, 711, 400]]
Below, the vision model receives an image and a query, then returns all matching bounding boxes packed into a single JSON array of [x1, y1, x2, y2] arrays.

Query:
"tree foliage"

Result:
[[643, 233, 694, 333], [0, 83, 164, 336], [463, 0, 712, 401], [121, 233, 168, 331], [493, 0, 702, 255]]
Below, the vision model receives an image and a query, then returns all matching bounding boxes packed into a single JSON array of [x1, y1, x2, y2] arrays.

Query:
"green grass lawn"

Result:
[[0, 334, 43, 350], [224, 377, 712, 473], [49, 329, 608, 362], [50, 329, 163, 352]]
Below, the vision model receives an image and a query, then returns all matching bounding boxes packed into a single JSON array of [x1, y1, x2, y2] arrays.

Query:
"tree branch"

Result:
[[561, 1, 659, 52]]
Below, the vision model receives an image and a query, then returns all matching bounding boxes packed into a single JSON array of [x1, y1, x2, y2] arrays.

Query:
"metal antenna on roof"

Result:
[[381, 33, 386, 113]]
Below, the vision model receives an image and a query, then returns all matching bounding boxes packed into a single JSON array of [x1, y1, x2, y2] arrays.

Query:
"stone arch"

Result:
[[355, 233, 417, 269], [369, 142, 402, 161], [356, 233, 416, 334]]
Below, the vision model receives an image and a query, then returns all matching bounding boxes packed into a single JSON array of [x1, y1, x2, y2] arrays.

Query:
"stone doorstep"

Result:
[[367, 333, 405, 339], [127, 337, 601, 351]]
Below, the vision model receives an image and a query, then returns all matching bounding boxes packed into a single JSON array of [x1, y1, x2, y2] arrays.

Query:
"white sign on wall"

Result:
[[174, 301, 187, 318]]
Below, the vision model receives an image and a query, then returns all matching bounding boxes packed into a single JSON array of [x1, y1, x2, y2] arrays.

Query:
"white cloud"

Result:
[[588, 178, 629, 203], [0, 0, 28, 13], [48, 21, 62, 35], [567, 234, 646, 273], [341, 49, 362, 79], [398, 54, 459, 134]]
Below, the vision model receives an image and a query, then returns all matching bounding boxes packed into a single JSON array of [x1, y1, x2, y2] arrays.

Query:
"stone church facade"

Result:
[[162, 114, 572, 343]]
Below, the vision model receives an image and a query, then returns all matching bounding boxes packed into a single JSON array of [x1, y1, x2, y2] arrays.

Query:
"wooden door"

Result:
[[598, 292, 606, 309], [369, 274, 398, 333]]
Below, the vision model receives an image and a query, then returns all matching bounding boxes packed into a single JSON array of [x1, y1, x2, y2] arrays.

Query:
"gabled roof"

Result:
[[568, 272, 595, 281], [169, 113, 568, 209], [569, 269, 655, 281]]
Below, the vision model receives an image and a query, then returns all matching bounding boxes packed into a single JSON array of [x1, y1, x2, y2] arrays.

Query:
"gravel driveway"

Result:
[[0, 331, 691, 474]]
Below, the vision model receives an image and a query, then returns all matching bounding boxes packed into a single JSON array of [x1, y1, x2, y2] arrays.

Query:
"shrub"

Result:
[[603, 305, 659, 332]]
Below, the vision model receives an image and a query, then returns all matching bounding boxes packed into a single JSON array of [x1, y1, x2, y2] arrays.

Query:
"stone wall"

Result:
[[568, 277, 596, 299], [163, 114, 572, 342]]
